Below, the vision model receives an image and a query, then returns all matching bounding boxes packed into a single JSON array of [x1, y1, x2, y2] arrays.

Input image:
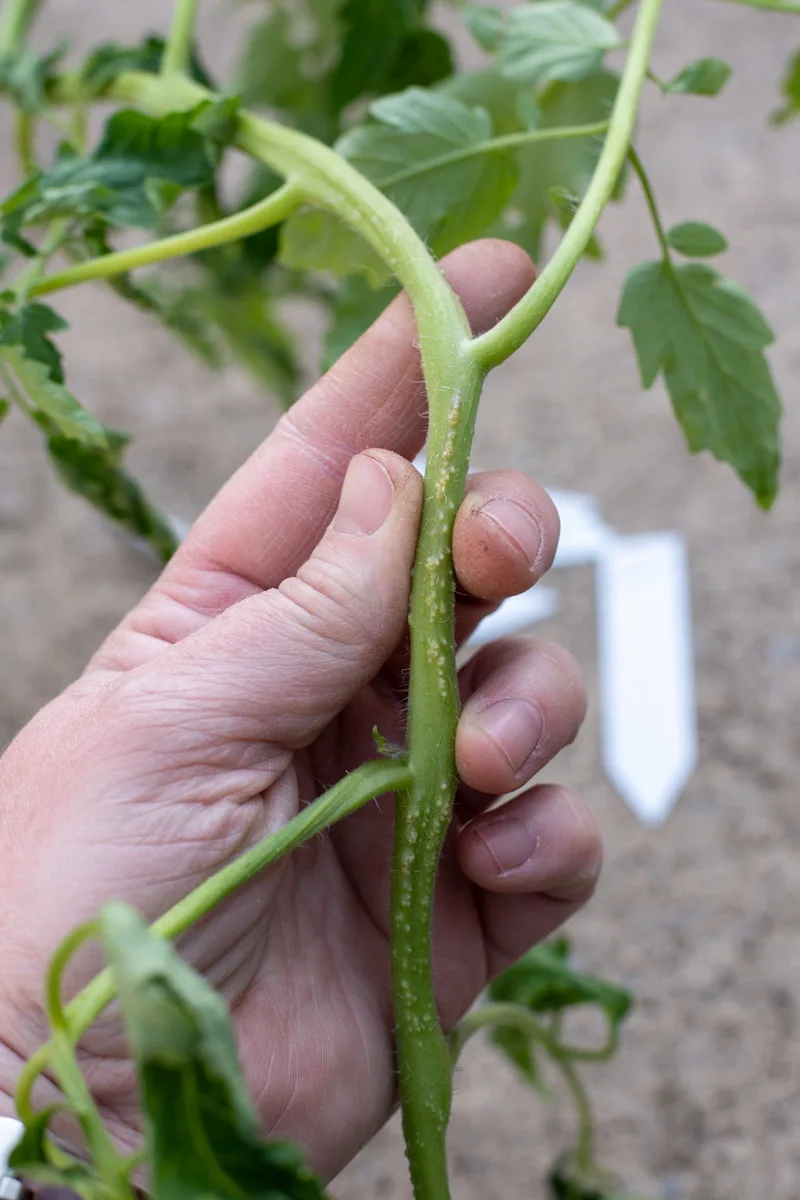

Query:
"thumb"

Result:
[[124, 450, 422, 755]]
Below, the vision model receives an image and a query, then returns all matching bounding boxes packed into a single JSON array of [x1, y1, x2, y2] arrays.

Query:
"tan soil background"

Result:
[[1, 1, 799, 1198]]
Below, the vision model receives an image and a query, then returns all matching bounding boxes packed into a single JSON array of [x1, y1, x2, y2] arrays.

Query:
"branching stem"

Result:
[[30, 183, 303, 297], [468, 0, 665, 371]]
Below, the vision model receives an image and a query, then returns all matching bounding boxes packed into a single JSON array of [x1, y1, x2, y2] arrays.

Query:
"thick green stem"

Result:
[[15, 758, 408, 1123], [66, 67, 474, 1200], [33, 58, 669, 1200], [30, 183, 302, 298], [392, 350, 485, 1200], [469, 0, 665, 371], [162, 0, 200, 76], [0, 0, 38, 53]]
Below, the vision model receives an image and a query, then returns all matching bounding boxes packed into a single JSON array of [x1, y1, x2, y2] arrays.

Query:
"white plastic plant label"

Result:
[[466, 488, 697, 826]]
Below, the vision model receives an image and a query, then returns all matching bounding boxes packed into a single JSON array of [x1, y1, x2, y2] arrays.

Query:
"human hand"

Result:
[[0, 240, 600, 1181]]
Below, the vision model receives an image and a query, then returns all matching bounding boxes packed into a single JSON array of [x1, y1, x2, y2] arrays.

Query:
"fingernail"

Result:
[[478, 816, 538, 874], [472, 699, 543, 773], [481, 499, 542, 570], [333, 454, 394, 537]]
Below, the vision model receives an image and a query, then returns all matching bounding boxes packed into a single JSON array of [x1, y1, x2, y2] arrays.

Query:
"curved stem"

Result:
[[0, 0, 39, 54], [449, 1003, 600, 1174], [469, 0, 665, 371], [162, 0, 200, 76], [449, 1002, 550, 1066], [15, 758, 409, 1123], [44, 923, 98, 1035], [55, 68, 474, 1200], [628, 146, 671, 260], [30, 182, 303, 298]]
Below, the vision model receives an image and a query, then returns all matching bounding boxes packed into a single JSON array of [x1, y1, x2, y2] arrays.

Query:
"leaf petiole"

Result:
[[628, 145, 671, 261], [162, 0, 201, 77], [29, 181, 303, 298], [468, 0, 666, 371]]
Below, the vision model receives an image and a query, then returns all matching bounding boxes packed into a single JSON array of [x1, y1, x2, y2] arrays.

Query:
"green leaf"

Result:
[[80, 35, 214, 97], [497, 71, 620, 261], [280, 207, 388, 285], [498, 1, 620, 87], [80, 36, 166, 97], [282, 85, 517, 279], [618, 259, 782, 507], [489, 938, 632, 1027], [191, 95, 242, 146], [666, 220, 728, 258], [0, 301, 67, 382], [0, 42, 66, 113], [487, 939, 630, 1089], [331, 0, 431, 111], [0, 397, 9, 423], [322, 275, 399, 370], [99, 901, 325, 1200], [0, 344, 108, 446], [9, 1106, 100, 1197], [771, 49, 800, 125], [463, 4, 505, 51], [47, 431, 179, 563], [663, 57, 731, 97], [4, 107, 220, 234], [548, 1160, 616, 1200], [195, 287, 301, 407], [384, 28, 454, 93]]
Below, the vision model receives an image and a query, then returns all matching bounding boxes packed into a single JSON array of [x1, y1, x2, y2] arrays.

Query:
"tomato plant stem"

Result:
[[162, 0, 200, 77], [0, 0, 39, 54], [628, 146, 671, 260], [468, 0, 666, 371], [29, 183, 303, 297]]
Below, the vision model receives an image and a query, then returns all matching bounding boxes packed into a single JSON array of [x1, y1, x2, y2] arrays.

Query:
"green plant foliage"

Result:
[[322, 274, 399, 369], [3, 106, 225, 236], [0, 41, 65, 112], [663, 56, 732, 96], [281, 86, 518, 277], [462, 3, 505, 51], [0, 302, 108, 445], [100, 901, 326, 1200], [487, 938, 632, 1084], [771, 48, 800, 123], [498, 1, 620, 86], [47, 432, 180, 562], [8, 1107, 99, 1195], [618, 259, 781, 507], [502, 72, 620, 260], [666, 220, 728, 257]]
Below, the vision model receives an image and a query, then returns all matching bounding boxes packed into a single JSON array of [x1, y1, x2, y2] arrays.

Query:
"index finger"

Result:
[[90, 241, 535, 674]]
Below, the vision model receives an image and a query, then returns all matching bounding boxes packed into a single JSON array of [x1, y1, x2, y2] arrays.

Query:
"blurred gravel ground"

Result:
[[1, 2, 799, 1198]]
